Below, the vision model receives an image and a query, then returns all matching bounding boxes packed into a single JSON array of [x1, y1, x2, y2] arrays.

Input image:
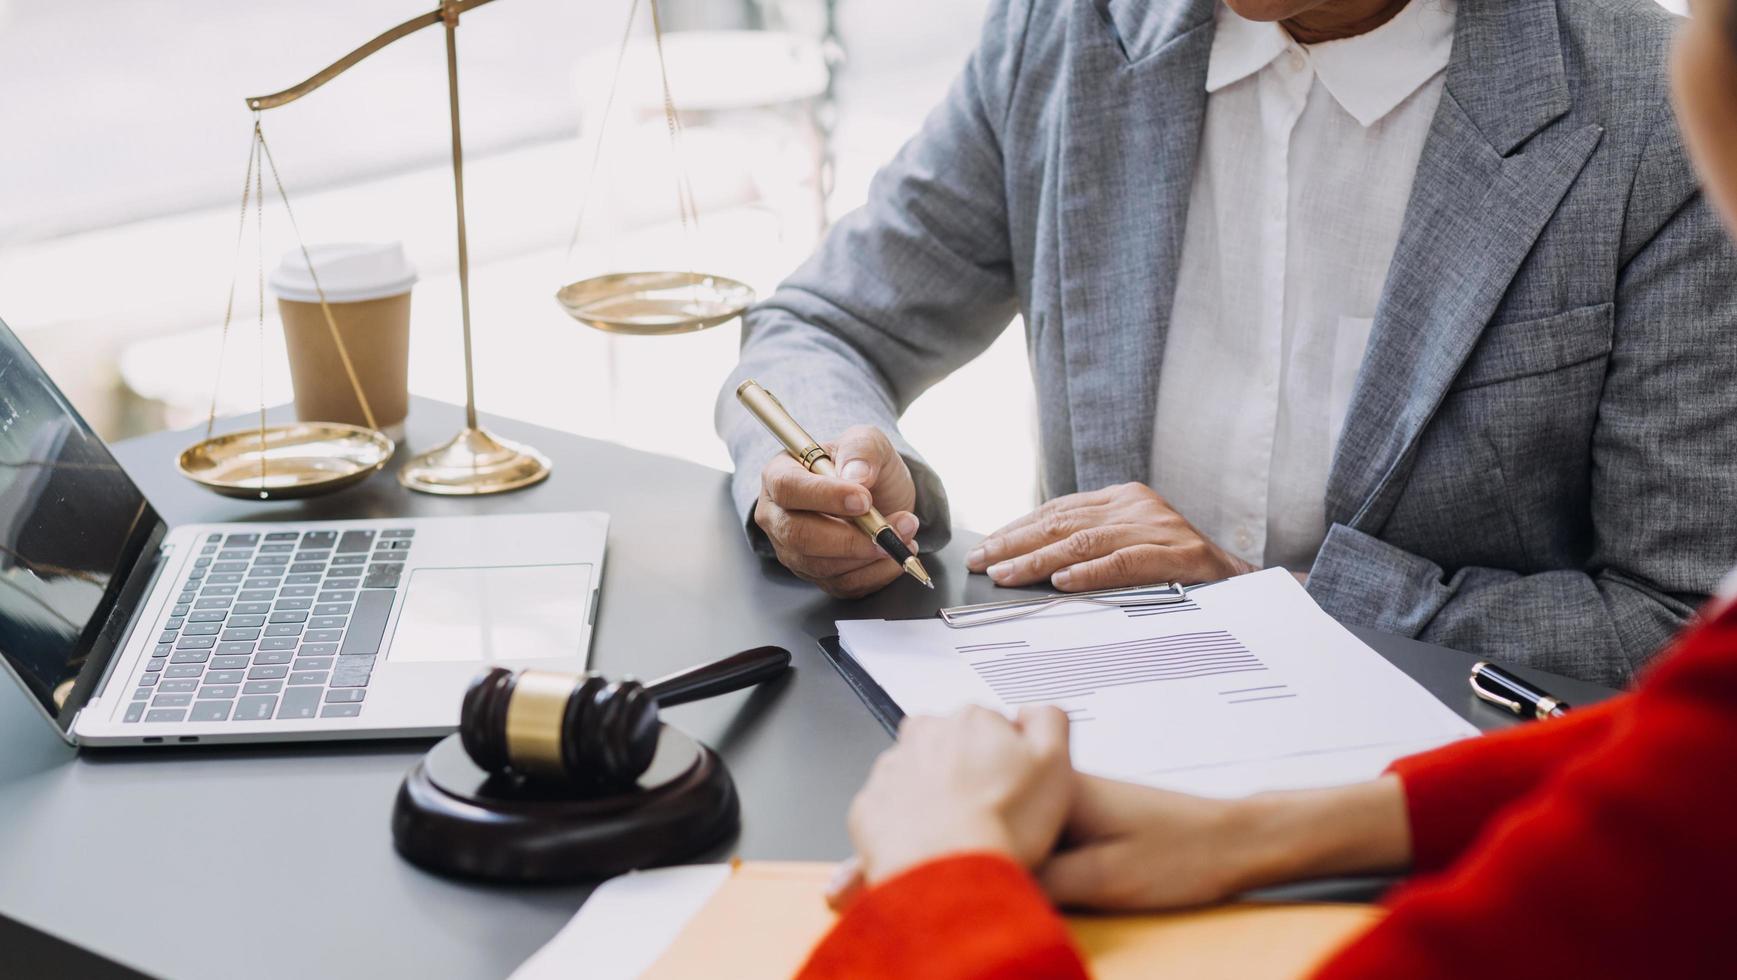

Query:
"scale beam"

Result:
[[244, 0, 501, 111]]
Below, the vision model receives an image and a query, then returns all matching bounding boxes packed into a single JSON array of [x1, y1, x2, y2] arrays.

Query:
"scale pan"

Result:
[[177, 423, 395, 500], [556, 271, 754, 335]]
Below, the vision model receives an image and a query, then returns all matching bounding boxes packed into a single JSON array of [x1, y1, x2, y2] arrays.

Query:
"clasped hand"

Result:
[[966, 483, 1255, 590], [829, 706, 1266, 913]]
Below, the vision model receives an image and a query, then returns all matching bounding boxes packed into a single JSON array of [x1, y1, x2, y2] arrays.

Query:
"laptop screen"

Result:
[[0, 320, 162, 732]]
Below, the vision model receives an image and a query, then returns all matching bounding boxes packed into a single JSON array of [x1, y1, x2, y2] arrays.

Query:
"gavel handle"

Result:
[[644, 646, 792, 708]]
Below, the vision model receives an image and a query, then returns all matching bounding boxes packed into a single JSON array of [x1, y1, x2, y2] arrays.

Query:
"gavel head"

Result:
[[459, 667, 662, 788]]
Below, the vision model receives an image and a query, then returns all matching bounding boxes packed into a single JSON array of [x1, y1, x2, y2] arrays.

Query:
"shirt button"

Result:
[[1235, 528, 1254, 551], [1284, 51, 1306, 73]]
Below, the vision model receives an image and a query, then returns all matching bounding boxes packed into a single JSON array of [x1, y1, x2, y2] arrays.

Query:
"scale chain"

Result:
[[203, 123, 262, 442]]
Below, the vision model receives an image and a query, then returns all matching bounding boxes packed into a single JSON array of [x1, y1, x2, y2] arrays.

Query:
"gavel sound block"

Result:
[[391, 646, 791, 883]]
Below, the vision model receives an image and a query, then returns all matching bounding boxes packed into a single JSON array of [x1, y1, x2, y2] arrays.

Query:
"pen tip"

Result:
[[904, 557, 934, 589]]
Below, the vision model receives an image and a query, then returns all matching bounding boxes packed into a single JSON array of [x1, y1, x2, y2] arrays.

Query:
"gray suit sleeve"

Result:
[[714, 0, 1031, 557], [1308, 109, 1737, 687]]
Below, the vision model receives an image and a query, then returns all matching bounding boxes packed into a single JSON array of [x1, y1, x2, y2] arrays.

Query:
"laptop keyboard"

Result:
[[123, 527, 413, 724]]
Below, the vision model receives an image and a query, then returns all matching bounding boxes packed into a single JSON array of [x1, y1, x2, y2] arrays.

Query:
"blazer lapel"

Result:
[[1324, 0, 1603, 530], [1056, 0, 1215, 493]]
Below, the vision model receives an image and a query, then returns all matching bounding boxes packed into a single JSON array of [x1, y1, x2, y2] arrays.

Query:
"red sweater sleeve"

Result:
[[1314, 606, 1737, 979], [1389, 696, 1624, 872], [798, 853, 1087, 980]]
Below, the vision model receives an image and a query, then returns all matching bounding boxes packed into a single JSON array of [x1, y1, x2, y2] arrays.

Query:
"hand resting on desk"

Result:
[[965, 483, 1258, 591]]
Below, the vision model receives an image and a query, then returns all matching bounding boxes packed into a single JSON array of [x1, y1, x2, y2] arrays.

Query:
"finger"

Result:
[[831, 425, 900, 489], [776, 511, 889, 561], [987, 525, 1151, 587], [1037, 842, 1133, 910], [967, 495, 1116, 571], [818, 558, 905, 599], [1050, 543, 1177, 591], [763, 454, 873, 517], [826, 857, 866, 911], [1016, 705, 1072, 762], [784, 552, 886, 580]]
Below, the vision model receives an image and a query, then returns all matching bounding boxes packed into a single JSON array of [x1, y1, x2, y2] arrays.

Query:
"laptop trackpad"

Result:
[[387, 564, 593, 663]]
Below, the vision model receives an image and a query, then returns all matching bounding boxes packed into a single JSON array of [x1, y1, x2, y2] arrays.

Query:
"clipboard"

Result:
[[818, 635, 903, 737], [820, 580, 1236, 736]]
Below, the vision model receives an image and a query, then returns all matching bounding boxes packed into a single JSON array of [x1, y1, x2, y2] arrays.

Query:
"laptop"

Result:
[[0, 319, 607, 747]]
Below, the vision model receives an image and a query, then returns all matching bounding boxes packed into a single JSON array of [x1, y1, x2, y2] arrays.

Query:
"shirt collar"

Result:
[[1206, 0, 1458, 128]]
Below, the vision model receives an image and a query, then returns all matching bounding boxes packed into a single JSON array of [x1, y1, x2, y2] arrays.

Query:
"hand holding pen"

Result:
[[738, 381, 932, 597]]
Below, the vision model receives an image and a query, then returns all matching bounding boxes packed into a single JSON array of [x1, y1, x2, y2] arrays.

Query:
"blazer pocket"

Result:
[[1449, 303, 1614, 392]]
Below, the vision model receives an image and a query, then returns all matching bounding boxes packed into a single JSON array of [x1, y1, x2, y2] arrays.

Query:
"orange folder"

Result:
[[642, 862, 1383, 979]]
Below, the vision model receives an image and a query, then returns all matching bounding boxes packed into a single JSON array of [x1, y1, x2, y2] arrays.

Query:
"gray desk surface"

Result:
[[0, 399, 1618, 980]]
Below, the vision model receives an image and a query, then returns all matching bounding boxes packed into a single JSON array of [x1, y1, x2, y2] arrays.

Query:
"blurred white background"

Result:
[[0, 0, 1686, 533]]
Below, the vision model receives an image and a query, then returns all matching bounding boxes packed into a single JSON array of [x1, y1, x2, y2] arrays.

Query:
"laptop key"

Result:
[[362, 564, 402, 590], [154, 644, 173, 658], [304, 629, 342, 643], [144, 709, 187, 723], [320, 704, 362, 719], [165, 617, 187, 630], [218, 550, 253, 562], [259, 543, 295, 554], [289, 562, 325, 574], [152, 693, 193, 707], [319, 590, 357, 603], [252, 650, 293, 665], [158, 631, 178, 644], [205, 573, 243, 585], [293, 657, 334, 671], [243, 680, 284, 695], [247, 665, 289, 680], [265, 624, 304, 637], [124, 702, 146, 723], [253, 554, 290, 566], [227, 615, 267, 629], [258, 636, 298, 651], [158, 679, 198, 693], [132, 688, 150, 700], [175, 635, 216, 650], [198, 685, 240, 700], [222, 534, 259, 548], [336, 530, 375, 553], [145, 658, 167, 672], [287, 671, 329, 686], [165, 664, 205, 679], [234, 696, 277, 721], [300, 531, 337, 549], [238, 590, 277, 603], [298, 550, 332, 562], [341, 592, 392, 656], [188, 610, 227, 623], [138, 673, 159, 687], [277, 686, 322, 719], [182, 623, 221, 636], [331, 554, 369, 566], [265, 531, 299, 541], [274, 597, 314, 611], [233, 602, 272, 615], [285, 574, 323, 586], [381, 528, 414, 539], [200, 585, 238, 597], [205, 670, 245, 685], [299, 642, 339, 657], [172, 603, 192, 617], [171, 651, 210, 665], [189, 701, 233, 722], [309, 616, 347, 631], [279, 585, 318, 599], [221, 628, 262, 642], [211, 561, 249, 573], [211, 655, 251, 670], [324, 688, 366, 703], [313, 603, 351, 617]]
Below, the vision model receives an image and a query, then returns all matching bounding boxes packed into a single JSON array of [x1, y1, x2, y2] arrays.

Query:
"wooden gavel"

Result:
[[459, 646, 791, 788]]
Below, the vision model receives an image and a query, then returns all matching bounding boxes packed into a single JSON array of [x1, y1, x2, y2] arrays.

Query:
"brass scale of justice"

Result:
[[178, 0, 755, 499]]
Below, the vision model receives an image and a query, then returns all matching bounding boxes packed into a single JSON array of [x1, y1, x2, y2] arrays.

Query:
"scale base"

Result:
[[397, 425, 550, 495], [392, 728, 739, 882]]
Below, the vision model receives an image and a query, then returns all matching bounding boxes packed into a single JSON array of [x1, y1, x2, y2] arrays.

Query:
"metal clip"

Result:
[[939, 583, 1189, 629]]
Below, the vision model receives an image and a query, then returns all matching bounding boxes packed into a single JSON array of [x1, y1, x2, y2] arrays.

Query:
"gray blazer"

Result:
[[715, 0, 1737, 685]]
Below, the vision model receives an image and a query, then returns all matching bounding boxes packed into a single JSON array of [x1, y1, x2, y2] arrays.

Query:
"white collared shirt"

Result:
[[1151, 0, 1456, 571]]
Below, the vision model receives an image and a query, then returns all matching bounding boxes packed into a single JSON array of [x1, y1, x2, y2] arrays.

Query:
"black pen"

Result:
[[1469, 661, 1571, 720]]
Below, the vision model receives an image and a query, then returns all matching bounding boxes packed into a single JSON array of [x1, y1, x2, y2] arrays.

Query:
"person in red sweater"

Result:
[[799, 2, 1737, 975]]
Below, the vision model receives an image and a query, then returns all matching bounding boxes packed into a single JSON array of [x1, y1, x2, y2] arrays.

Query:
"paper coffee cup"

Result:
[[270, 242, 416, 435]]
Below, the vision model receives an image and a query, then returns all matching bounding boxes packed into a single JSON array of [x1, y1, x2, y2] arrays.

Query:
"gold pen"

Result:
[[736, 380, 934, 589]]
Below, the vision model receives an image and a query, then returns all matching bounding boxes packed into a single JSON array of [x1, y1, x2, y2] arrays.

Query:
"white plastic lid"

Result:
[[269, 242, 417, 304]]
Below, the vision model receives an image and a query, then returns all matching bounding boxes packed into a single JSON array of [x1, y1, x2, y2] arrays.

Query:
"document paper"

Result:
[[838, 568, 1478, 797]]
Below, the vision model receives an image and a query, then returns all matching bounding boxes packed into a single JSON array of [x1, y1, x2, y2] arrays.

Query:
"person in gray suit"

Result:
[[715, 0, 1737, 685]]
